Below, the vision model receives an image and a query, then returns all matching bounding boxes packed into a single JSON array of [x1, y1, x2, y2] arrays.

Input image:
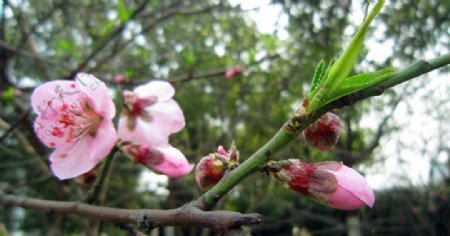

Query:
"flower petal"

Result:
[[118, 116, 169, 147], [134, 80, 175, 102], [147, 99, 185, 134], [76, 73, 116, 119], [90, 120, 118, 162], [49, 135, 100, 180], [326, 165, 375, 210], [31, 80, 82, 119], [33, 115, 73, 149], [151, 145, 193, 178]]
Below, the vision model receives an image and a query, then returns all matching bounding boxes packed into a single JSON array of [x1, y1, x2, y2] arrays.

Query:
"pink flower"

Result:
[[303, 112, 343, 151], [225, 66, 243, 80], [118, 80, 185, 146], [271, 160, 374, 210], [31, 73, 117, 180], [123, 143, 193, 178]]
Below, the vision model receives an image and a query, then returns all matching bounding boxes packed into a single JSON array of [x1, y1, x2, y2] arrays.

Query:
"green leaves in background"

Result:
[[117, 0, 130, 24]]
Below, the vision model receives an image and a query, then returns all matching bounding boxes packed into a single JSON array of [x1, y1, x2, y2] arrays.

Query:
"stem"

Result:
[[82, 148, 119, 204], [199, 53, 450, 209]]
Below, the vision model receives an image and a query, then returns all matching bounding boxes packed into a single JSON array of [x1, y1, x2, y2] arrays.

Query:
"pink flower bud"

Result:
[[123, 143, 193, 178], [114, 74, 127, 85], [195, 145, 238, 190], [303, 112, 343, 151], [225, 66, 243, 80], [271, 160, 374, 210]]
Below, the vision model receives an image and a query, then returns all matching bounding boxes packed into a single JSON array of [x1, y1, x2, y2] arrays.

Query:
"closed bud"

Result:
[[303, 112, 342, 151], [195, 144, 239, 190], [270, 160, 374, 210], [225, 66, 243, 80], [114, 74, 127, 85]]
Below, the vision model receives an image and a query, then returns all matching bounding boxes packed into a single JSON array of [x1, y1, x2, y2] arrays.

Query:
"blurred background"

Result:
[[0, 0, 449, 235]]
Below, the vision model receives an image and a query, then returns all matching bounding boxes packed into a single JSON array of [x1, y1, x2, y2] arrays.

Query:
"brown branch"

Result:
[[0, 194, 262, 232]]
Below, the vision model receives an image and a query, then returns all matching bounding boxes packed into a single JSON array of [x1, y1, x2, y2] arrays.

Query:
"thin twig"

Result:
[[67, 0, 150, 79], [0, 108, 30, 144], [82, 148, 119, 204]]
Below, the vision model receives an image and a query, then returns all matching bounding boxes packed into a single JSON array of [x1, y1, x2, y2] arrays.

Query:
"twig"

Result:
[[198, 53, 450, 209], [82, 148, 119, 204], [88, 4, 221, 73], [0, 108, 30, 144], [67, 0, 150, 79], [0, 194, 262, 232]]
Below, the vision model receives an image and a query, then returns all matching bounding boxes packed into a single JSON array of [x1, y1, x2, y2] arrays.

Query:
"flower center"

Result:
[[122, 91, 158, 130], [51, 100, 103, 143]]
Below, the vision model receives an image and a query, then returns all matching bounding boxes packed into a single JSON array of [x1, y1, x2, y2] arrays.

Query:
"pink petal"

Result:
[[134, 80, 175, 102], [89, 120, 118, 162], [325, 165, 375, 210], [118, 116, 169, 147], [49, 135, 100, 180], [217, 146, 229, 157], [151, 145, 193, 178], [76, 73, 116, 119], [33, 115, 73, 149], [147, 99, 185, 134], [31, 80, 82, 119]]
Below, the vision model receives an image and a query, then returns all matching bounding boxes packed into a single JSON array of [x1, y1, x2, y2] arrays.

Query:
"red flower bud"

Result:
[[303, 112, 343, 151], [195, 145, 239, 190], [270, 160, 374, 210], [225, 66, 243, 80]]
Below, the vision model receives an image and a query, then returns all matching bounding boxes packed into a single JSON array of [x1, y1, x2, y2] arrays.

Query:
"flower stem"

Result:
[[200, 53, 450, 209], [82, 147, 119, 204]]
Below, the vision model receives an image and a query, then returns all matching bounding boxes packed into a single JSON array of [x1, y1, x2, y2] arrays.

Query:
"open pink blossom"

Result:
[[123, 143, 193, 178], [31, 73, 117, 180], [118, 80, 185, 146], [271, 160, 374, 210]]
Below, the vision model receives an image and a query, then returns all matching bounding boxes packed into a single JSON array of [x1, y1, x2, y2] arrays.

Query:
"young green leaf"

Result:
[[320, 67, 396, 107], [310, 60, 325, 93], [117, 0, 130, 24], [321, 0, 385, 92]]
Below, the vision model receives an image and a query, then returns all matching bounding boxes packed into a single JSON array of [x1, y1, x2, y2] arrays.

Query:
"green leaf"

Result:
[[310, 60, 324, 93], [2, 87, 15, 101], [117, 0, 130, 24], [183, 50, 196, 66], [320, 67, 396, 107], [322, 0, 385, 92], [308, 59, 333, 101]]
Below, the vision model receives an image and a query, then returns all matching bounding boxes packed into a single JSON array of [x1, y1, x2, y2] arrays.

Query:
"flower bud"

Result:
[[75, 167, 99, 185], [303, 112, 342, 151], [122, 143, 193, 178], [195, 145, 239, 190], [114, 74, 127, 85], [270, 160, 374, 210], [225, 66, 243, 80]]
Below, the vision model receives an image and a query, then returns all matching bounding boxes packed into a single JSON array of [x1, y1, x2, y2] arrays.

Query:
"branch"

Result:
[[198, 53, 450, 209], [0, 194, 262, 232], [87, 4, 221, 73], [82, 148, 118, 204], [67, 0, 150, 79]]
